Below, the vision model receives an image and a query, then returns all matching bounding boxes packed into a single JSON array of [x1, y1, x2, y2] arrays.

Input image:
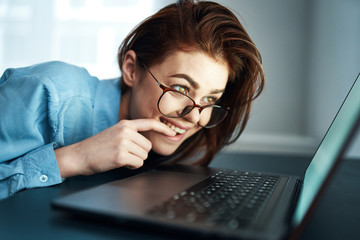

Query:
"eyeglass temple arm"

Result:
[[138, 58, 161, 87]]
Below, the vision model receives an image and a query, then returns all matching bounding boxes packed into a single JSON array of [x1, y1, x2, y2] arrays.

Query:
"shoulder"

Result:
[[2, 61, 83, 77], [1, 61, 99, 97], [2, 61, 96, 84]]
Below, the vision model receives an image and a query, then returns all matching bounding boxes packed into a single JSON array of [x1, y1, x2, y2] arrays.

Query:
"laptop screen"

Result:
[[293, 74, 360, 226]]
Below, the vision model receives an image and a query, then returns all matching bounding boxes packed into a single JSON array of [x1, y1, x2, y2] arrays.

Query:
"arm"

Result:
[[0, 62, 175, 199], [0, 66, 63, 199], [54, 119, 176, 178]]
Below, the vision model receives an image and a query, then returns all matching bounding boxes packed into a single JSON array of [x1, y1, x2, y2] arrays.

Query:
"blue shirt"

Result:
[[0, 61, 121, 200]]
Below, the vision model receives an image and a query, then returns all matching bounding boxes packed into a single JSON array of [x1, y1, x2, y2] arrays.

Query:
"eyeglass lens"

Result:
[[158, 90, 227, 128]]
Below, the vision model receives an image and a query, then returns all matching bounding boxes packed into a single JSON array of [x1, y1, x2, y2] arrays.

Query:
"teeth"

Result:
[[162, 119, 186, 134]]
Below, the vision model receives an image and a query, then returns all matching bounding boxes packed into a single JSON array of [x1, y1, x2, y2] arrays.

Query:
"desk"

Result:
[[0, 152, 359, 240]]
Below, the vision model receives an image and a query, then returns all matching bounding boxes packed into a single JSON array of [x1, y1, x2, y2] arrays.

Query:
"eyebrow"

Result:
[[169, 74, 225, 94]]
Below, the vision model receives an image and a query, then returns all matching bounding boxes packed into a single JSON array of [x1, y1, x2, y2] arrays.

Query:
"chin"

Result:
[[142, 131, 185, 156], [151, 144, 178, 156]]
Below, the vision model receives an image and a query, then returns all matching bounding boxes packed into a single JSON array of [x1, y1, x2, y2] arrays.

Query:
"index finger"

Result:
[[123, 119, 176, 136]]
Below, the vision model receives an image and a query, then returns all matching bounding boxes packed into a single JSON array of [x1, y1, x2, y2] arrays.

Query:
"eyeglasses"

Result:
[[140, 60, 229, 128]]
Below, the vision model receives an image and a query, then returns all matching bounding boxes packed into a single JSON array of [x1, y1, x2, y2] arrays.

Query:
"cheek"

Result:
[[130, 94, 154, 119], [129, 84, 161, 119], [186, 126, 202, 139]]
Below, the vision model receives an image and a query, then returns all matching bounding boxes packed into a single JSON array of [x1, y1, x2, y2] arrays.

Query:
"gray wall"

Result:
[[212, 0, 360, 158], [305, 0, 360, 158]]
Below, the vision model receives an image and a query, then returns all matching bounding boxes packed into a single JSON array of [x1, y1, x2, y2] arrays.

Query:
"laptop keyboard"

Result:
[[147, 169, 279, 230]]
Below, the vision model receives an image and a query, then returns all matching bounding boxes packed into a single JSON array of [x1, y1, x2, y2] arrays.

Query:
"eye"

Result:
[[171, 85, 189, 95], [202, 96, 217, 105]]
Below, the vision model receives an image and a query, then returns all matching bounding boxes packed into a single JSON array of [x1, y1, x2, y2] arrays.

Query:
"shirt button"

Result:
[[40, 174, 48, 183]]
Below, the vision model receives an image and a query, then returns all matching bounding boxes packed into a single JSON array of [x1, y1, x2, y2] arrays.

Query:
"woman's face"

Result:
[[128, 51, 229, 156]]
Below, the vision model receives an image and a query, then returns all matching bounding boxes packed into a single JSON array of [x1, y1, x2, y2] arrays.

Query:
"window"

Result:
[[0, 0, 155, 79]]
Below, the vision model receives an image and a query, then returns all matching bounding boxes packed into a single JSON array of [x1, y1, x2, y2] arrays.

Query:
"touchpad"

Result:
[[109, 170, 207, 197]]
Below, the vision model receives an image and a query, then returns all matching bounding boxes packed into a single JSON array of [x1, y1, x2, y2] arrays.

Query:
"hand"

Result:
[[55, 119, 175, 178]]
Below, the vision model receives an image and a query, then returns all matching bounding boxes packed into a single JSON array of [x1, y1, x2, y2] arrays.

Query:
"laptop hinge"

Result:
[[286, 179, 303, 224]]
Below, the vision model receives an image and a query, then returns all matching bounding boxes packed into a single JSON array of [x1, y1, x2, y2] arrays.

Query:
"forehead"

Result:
[[153, 51, 229, 92]]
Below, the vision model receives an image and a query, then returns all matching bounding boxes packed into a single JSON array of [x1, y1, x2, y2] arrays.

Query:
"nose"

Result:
[[183, 107, 201, 124]]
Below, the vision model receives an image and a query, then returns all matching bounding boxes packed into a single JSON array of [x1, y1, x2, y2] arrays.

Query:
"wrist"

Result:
[[54, 144, 82, 178]]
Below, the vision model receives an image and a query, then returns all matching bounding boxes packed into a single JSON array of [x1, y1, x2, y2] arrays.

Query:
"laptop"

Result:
[[52, 73, 360, 240]]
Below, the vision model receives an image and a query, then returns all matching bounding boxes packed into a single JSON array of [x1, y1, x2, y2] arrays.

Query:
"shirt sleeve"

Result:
[[0, 143, 63, 199], [0, 65, 65, 200]]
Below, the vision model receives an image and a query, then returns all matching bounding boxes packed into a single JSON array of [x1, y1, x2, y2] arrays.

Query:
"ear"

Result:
[[121, 50, 137, 87]]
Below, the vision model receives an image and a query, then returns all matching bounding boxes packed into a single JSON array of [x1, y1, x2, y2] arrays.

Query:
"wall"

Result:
[[305, 0, 360, 158], [214, 0, 360, 158], [214, 0, 317, 155]]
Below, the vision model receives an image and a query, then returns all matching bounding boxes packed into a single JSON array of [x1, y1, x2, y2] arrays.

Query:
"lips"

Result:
[[160, 118, 186, 135]]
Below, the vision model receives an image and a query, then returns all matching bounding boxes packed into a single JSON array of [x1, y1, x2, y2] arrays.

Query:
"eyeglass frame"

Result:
[[138, 59, 230, 128]]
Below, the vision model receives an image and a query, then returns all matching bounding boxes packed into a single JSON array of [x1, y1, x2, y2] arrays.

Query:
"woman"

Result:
[[0, 0, 264, 199]]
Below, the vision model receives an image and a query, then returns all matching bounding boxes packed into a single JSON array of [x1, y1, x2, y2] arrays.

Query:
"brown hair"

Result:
[[118, 0, 265, 166]]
